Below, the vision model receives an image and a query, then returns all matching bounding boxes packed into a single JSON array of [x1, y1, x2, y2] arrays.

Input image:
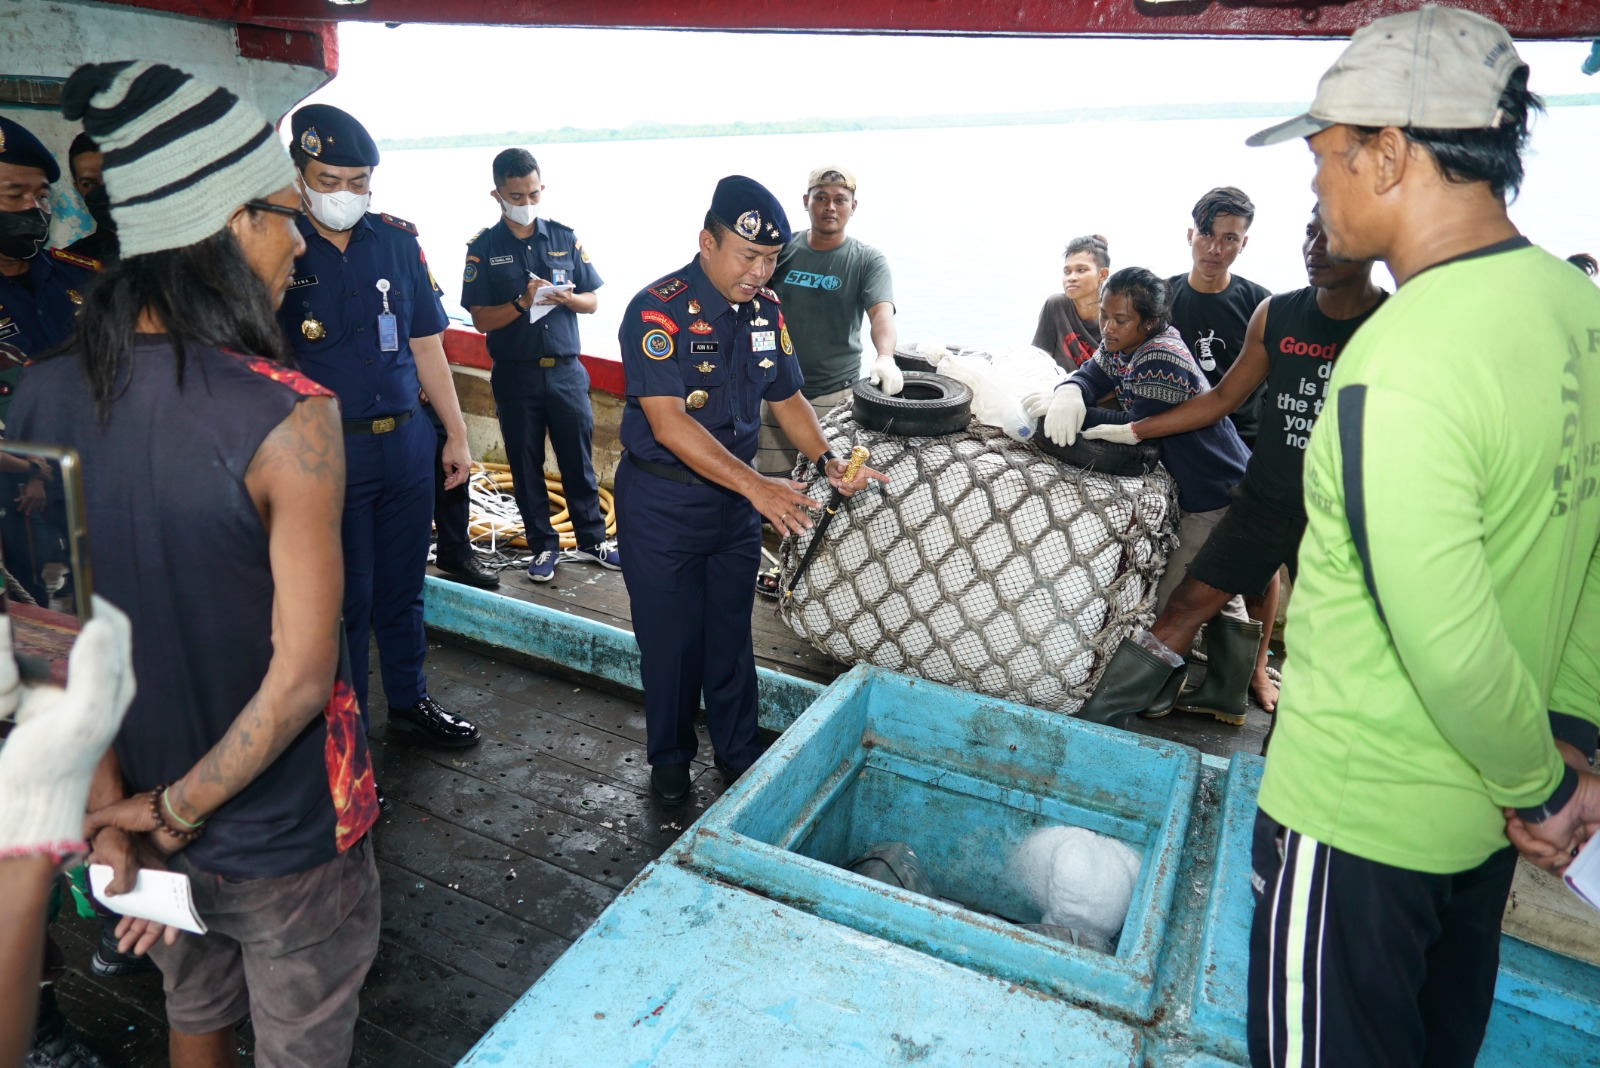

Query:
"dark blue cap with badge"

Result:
[[291, 103, 380, 168], [709, 175, 789, 247], [0, 116, 60, 184]]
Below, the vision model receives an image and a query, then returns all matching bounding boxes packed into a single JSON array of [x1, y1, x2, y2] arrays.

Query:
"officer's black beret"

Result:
[[709, 175, 789, 247], [291, 104, 380, 168], [0, 117, 60, 184]]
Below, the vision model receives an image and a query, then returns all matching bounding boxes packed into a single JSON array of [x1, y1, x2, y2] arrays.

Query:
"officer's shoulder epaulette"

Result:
[[380, 213, 419, 235], [758, 286, 781, 304], [465, 226, 489, 246], [49, 247, 101, 272], [647, 276, 689, 303], [543, 217, 575, 235]]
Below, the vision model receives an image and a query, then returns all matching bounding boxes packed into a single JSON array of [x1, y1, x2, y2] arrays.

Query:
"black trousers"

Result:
[[1247, 808, 1516, 1068], [430, 412, 472, 565]]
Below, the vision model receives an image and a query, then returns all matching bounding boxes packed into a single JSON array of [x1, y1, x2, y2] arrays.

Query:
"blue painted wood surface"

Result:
[[431, 597, 1600, 1066]]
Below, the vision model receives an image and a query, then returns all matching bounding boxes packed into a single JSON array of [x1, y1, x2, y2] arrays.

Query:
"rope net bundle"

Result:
[[779, 407, 1179, 715], [427, 461, 617, 570]]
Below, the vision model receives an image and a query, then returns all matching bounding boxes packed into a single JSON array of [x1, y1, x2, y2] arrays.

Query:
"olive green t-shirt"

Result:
[[772, 233, 895, 398], [1260, 240, 1600, 874]]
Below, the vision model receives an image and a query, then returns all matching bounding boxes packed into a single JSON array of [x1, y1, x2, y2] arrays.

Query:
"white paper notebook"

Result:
[[88, 864, 208, 934], [1564, 836, 1600, 912], [529, 284, 575, 323]]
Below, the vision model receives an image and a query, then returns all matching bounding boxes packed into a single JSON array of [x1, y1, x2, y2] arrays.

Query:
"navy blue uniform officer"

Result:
[[278, 104, 481, 752], [463, 148, 615, 583], [0, 116, 102, 425], [617, 175, 885, 806]]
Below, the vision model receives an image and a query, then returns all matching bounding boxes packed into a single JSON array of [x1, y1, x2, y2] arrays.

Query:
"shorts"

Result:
[[1188, 476, 1307, 596], [1154, 503, 1250, 621], [148, 836, 380, 1068], [754, 384, 854, 478]]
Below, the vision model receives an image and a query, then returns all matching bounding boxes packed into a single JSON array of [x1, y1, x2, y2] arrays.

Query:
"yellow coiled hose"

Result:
[[460, 461, 617, 551]]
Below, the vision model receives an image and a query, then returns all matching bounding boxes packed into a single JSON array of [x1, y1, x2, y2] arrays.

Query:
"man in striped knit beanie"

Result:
[[12, 61, 381, 1067]]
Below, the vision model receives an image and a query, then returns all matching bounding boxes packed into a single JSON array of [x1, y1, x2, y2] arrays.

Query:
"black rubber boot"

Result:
[[1176, 618, 1263, 726], [1076, 637, 1185, 727]]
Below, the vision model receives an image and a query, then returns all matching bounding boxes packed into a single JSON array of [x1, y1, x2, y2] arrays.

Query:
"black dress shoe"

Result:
[[388, 696, 481, 748], [90, 915, 157, 978], [436, 553, 500, 589], [713, 755, 747, 783], [650, 762, 690, 807]]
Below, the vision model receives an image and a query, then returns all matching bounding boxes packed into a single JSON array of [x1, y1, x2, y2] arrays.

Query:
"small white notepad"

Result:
[[529, 283, 575, 323], [1564, 836, 1600, 912], [89, 864, 208, 935]]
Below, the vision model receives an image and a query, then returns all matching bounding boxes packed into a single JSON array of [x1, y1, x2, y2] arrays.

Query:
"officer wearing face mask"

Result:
[[63, 132, 118, 263], [461, 148, 614, 584], [277, 103, 483, 759], [0, 117, 101, 426]]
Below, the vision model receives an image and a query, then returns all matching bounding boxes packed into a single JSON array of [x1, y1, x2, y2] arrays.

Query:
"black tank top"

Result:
[[1248, 286, 1386, 511], [10, 338, 377, 877]]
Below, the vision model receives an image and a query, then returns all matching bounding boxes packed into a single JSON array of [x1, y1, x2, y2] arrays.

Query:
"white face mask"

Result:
[[304, 186, 370, 231], [500, 200, 538, 226]]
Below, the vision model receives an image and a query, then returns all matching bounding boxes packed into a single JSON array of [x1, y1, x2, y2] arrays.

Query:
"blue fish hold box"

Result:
[[684, 665, 1199, 1020], [458, 665, 1600, 1066]]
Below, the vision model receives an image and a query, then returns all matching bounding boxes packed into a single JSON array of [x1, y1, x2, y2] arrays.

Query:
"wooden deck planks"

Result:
[[47, 564, 1268, 1067]]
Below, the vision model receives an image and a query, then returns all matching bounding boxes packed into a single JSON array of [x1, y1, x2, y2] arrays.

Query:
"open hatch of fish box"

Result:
[[682, 665, 1200, 1019]]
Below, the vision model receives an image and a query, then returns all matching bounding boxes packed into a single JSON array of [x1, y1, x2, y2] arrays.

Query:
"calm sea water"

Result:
[[372, 109, 1600, 360]]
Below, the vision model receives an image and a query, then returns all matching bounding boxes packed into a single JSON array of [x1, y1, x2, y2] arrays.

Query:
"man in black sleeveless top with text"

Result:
[[1078, 206, 1385, 728], [10, 62, 381, 1067]]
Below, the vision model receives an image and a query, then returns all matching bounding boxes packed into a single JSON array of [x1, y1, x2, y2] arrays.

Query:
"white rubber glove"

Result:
[[1082, 422, 1140, 445], [0, 596, 136, 859], [869, 355, 904, 396], [1041, 386, 1088, 446], [1021, 391, 1052, 419]]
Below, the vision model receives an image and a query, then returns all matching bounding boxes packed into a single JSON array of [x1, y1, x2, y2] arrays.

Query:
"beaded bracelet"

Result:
[[148, 785, 204, 843]]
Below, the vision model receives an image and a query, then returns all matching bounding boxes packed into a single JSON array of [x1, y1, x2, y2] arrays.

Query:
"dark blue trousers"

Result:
[[490, 357, 604, 554], [615, 460, 763, 770], [342, 413, 434, 723]]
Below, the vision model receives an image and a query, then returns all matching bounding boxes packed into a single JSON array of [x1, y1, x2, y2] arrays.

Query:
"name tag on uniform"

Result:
[[0, 322, 17, 342], [752, 331, 776, 352], [377, 313, 399, 352], [288, 275, 318, 290], [689, 341, 719, 354], [489, 255, 515, 265]]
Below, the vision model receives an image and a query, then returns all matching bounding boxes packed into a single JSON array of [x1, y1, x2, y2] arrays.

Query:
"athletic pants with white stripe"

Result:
[[1246, 809, 1517, 1068]]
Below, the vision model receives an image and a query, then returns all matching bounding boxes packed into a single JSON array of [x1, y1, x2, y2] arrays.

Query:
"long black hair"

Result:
[[63, 209, 288, 424]]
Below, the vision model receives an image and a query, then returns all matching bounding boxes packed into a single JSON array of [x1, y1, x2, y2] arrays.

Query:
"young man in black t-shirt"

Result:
[[1167, 186, 1273, 448], [1080, 207, 1385, 727]]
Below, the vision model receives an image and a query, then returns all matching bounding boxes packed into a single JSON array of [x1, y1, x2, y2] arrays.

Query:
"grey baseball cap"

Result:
[[1247, 4, 1526, 147]]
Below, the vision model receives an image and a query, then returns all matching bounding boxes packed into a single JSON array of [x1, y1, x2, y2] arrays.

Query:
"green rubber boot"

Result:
[[1176, 618, 1263, 726], [1077, 637, 1185, 727]]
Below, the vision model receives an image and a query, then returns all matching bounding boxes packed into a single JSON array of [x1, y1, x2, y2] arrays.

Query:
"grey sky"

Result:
[[303, 26, 1598, 139]]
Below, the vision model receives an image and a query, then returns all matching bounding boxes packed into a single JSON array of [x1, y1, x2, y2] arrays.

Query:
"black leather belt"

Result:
[[343, 407, 417, 436], [625, 451, 705, 485]]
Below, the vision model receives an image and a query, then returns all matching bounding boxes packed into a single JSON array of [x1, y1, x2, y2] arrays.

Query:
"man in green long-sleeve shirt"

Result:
[[1243, 9, 1600, 1068]]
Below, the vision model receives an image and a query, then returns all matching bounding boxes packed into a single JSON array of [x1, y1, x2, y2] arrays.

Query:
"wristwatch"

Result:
[[510, 295, 527, 314]]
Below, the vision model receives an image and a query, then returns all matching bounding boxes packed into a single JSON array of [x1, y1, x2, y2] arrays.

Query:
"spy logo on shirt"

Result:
[[784, 270, 841, 291]]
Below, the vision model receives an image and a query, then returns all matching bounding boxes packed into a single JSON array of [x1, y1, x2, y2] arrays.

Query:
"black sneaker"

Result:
[[89, 916, 157, 979], [388, 696, 481, 749], [29, 988, 111, 1068], [650, 762, 690, 807]]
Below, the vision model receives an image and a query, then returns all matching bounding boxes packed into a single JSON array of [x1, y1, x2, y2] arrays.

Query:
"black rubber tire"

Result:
[[1035, 420, 1163, 476], [852, 371, 973, 437], [892, 347, 939, 375]]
